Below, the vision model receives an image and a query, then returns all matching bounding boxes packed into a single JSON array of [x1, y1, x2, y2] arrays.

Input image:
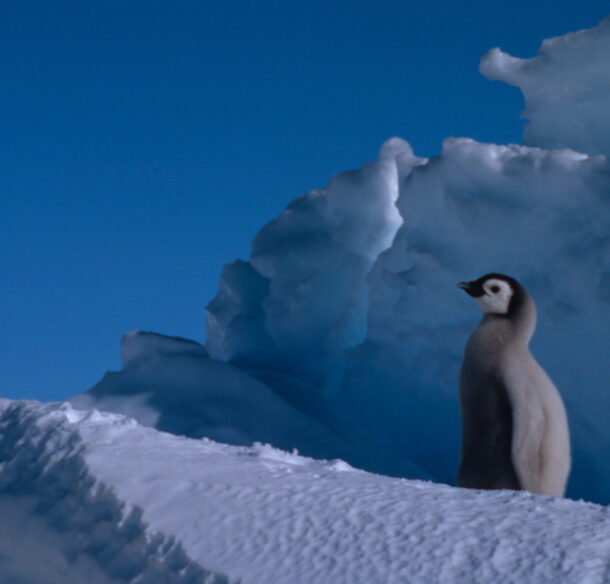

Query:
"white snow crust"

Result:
[[0, 399, 232, 584], [2, 401, 609, 584]]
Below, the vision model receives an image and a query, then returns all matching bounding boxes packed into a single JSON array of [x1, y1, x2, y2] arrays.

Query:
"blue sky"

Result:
[[2, 1, 609, 402]]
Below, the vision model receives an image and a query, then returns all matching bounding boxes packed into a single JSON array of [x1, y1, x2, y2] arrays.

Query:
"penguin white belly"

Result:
[[502, 351, 570, 496], [502, 353, 544, 493], [528, 358, 571, 496]]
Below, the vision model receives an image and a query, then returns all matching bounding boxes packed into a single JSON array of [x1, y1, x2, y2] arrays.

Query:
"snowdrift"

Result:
[[1, 400, 609, 584], [0, 399, 231, 584], [70, 331, 428, 481]]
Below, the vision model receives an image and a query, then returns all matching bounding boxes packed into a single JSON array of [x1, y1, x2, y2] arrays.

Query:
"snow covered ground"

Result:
[[1, 400, 609, 584]]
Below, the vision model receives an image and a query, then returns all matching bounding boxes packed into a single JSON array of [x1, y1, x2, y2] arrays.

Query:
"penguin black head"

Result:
[[458, 273, 524, 316]]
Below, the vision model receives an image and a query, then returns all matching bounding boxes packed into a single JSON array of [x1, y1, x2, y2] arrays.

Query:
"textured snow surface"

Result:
[[481, 16, 610, 156], [1, 401, 609, 584], [0, 399, 231, 584]]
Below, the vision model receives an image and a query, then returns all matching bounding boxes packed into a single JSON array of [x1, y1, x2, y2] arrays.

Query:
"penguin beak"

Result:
[[458, 280, 485, 298]]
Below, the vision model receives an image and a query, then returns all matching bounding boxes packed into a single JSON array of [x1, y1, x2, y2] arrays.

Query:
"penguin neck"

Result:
[[480, 293, 537, 348]]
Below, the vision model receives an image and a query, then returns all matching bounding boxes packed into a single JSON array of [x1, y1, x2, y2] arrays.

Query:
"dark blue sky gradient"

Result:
[[2, 1, 609, 401]]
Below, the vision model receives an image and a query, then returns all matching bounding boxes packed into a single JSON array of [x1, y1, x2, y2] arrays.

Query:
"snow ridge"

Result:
[[0, 400, 231, 584]]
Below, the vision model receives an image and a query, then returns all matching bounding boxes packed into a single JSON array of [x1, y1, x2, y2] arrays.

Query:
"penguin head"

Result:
[[458, 273, 518, 315]]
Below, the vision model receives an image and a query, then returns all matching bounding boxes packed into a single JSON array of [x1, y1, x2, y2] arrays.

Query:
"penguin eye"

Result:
[[490, 285, 500, 293]]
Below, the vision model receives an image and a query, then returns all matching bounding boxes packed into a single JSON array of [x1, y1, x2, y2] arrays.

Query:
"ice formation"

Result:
[[481, 16, 610, 156], [205, 138, 423, 391]]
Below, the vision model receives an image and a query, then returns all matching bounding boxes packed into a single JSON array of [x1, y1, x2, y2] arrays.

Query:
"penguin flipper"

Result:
[[458, 369, 522, 491]]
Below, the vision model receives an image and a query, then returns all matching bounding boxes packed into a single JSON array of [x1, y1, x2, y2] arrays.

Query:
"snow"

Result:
[[0, 400, 231, 584], [70, 331, 428, 481], [206, 138, 420, 391], [480, 16, 610, 156], [2, 400, 609, 584], [120, 331, 209, 367]]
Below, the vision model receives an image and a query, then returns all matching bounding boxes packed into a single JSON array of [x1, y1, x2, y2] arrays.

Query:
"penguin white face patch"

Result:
[[475, 278, 514, 315]]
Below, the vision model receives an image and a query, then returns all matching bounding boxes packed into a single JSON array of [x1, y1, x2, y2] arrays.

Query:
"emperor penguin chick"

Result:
[[457, 273, 570, 496]]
